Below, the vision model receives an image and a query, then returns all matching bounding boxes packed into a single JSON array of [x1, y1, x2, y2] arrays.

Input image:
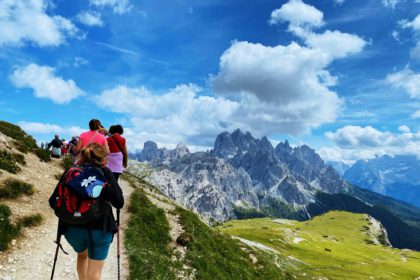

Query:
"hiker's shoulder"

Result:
[[109, 134, 125, 143], [79, 130, 91, 138]]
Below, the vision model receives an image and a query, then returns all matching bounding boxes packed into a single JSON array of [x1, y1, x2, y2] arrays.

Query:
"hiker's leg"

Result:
[[87, 259, 105, 280], [77, 250, 88, 280]]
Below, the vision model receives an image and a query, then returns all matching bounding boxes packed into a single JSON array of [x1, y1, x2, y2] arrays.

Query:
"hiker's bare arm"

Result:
[[104, 141, 110, 155], [123, 143, 128, 168]]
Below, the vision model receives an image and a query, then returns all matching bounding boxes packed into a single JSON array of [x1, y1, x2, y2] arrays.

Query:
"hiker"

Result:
[[61, 139, 68, 156], [48, 135, 63, 158], [49, 143, 124, 280], [107, 125, 128, 181], [68, 136, 78, 157], [73, 119, 110, 156], [40, 142, 45, 149]]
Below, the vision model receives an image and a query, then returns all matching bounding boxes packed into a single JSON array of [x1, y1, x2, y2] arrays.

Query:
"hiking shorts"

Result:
[[64, 226, 113, 260]]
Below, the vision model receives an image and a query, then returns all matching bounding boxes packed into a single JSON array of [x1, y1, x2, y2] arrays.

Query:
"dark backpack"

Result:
[[50, 164, 111, 225]]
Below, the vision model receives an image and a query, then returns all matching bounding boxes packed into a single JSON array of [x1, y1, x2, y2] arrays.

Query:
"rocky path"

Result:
[[0, 167, 133, 280]]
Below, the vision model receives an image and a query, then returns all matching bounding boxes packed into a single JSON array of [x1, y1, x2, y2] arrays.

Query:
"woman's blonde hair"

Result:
[[80, 143, 107, 165]]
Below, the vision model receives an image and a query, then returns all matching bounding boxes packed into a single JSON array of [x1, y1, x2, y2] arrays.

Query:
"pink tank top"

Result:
[[79, 130, 107, 148]]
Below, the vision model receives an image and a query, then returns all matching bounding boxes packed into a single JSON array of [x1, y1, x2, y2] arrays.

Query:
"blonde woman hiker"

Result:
[[49, 143, 124, 280]]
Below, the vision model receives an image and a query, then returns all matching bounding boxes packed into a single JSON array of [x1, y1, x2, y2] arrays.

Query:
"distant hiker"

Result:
[[68, 136, 78, 156], [73, 119, 110, 156], [61, 139, 68, 156], [107, 125, 128, 181], [49, 143, 124, 280], [40, 142, 45, 149], [48, 135, 63, 158]]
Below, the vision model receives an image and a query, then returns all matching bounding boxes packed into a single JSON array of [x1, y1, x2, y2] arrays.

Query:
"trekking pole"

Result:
[[51, 221, 68, 280], [117, 209, 121, 280]]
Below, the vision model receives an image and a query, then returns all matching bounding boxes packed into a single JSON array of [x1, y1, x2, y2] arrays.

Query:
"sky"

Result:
[[0, 0, 419, 164]]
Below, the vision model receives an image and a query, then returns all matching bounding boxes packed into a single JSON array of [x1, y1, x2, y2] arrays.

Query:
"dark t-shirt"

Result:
[[50, 138, 63, 148]]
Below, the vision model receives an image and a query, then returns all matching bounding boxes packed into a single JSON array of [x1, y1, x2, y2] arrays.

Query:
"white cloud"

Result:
[[74, 57, 89, 67], [0, 0, 81, 47], [411, 110, 420, 119], [382, 0, 401, 9], [386, 69, 420, 98], [398, 125, 411, 133], [18, 121, 84, 138], [400, 14, 420, 31], [304, 30, 367, 59], [399, 14, 420, 61], [211, 41, 341, 135], [391, 30, 400, 42], [320, 125, 420, 163], [325, 126, 394, 148], [95, 84, 240, 149], [269, 0, 367, 60], [411, 42, 420, 60], [333, 0, 345, 5], [269, 0, 324, 33], [89, 0, 132, 14], [10, 64, 85, 104], [76, 11, 104, 27]]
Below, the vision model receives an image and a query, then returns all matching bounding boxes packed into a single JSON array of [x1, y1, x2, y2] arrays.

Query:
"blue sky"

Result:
[[0, 0, 419, 163]]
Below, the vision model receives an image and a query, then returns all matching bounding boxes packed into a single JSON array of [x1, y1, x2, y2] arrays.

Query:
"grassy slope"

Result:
[[125, 189, 178, 280], [124, 173, 287, 280], [175, 207, 285, 280], [221, 211, 420, 280]]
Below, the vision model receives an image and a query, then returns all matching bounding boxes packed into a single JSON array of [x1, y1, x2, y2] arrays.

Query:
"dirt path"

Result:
[[0, 167, 134, 280]]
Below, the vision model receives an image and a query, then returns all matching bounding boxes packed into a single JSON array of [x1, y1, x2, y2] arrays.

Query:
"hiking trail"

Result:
[[0, 154, 133, 280]]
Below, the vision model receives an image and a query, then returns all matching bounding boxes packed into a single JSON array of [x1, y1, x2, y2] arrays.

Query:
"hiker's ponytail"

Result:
[[80, 143, 107, 165]]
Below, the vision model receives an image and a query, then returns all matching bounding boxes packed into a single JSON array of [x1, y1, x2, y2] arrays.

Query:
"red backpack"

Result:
[[50, 165, 111, 225]]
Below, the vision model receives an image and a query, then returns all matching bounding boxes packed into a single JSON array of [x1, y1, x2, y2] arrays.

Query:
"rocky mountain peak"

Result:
[[175, 142, 190, 154], [143, 140, 158, 150], [138, 141, 166, 162], [212, 129, 274, 159], [293, 145, 325, 171], [212, 131, 238, 159]]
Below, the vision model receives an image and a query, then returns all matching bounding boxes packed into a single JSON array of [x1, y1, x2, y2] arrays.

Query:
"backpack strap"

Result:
[[111, 135, 123, 153], [86, 131, 98, 146]]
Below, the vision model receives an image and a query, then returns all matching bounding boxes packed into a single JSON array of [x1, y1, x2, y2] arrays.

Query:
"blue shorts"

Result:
[[64, 226, 113, 260]]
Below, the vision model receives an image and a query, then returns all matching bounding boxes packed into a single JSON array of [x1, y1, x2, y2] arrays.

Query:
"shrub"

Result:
[[34, 148, 51, 162], [0, 150, 21, 174], [12, 152, 26, 165], [233, 205, 267, 220], [0, 179, 35, 199], [60, 156, 74, 170], [0, 204, 18, 251], [17, 213, 43, 228], [0, 204, 43, 251]]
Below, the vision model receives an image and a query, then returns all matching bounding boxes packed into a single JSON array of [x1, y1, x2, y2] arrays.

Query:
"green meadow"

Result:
[[220, 211, 420, 279]]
